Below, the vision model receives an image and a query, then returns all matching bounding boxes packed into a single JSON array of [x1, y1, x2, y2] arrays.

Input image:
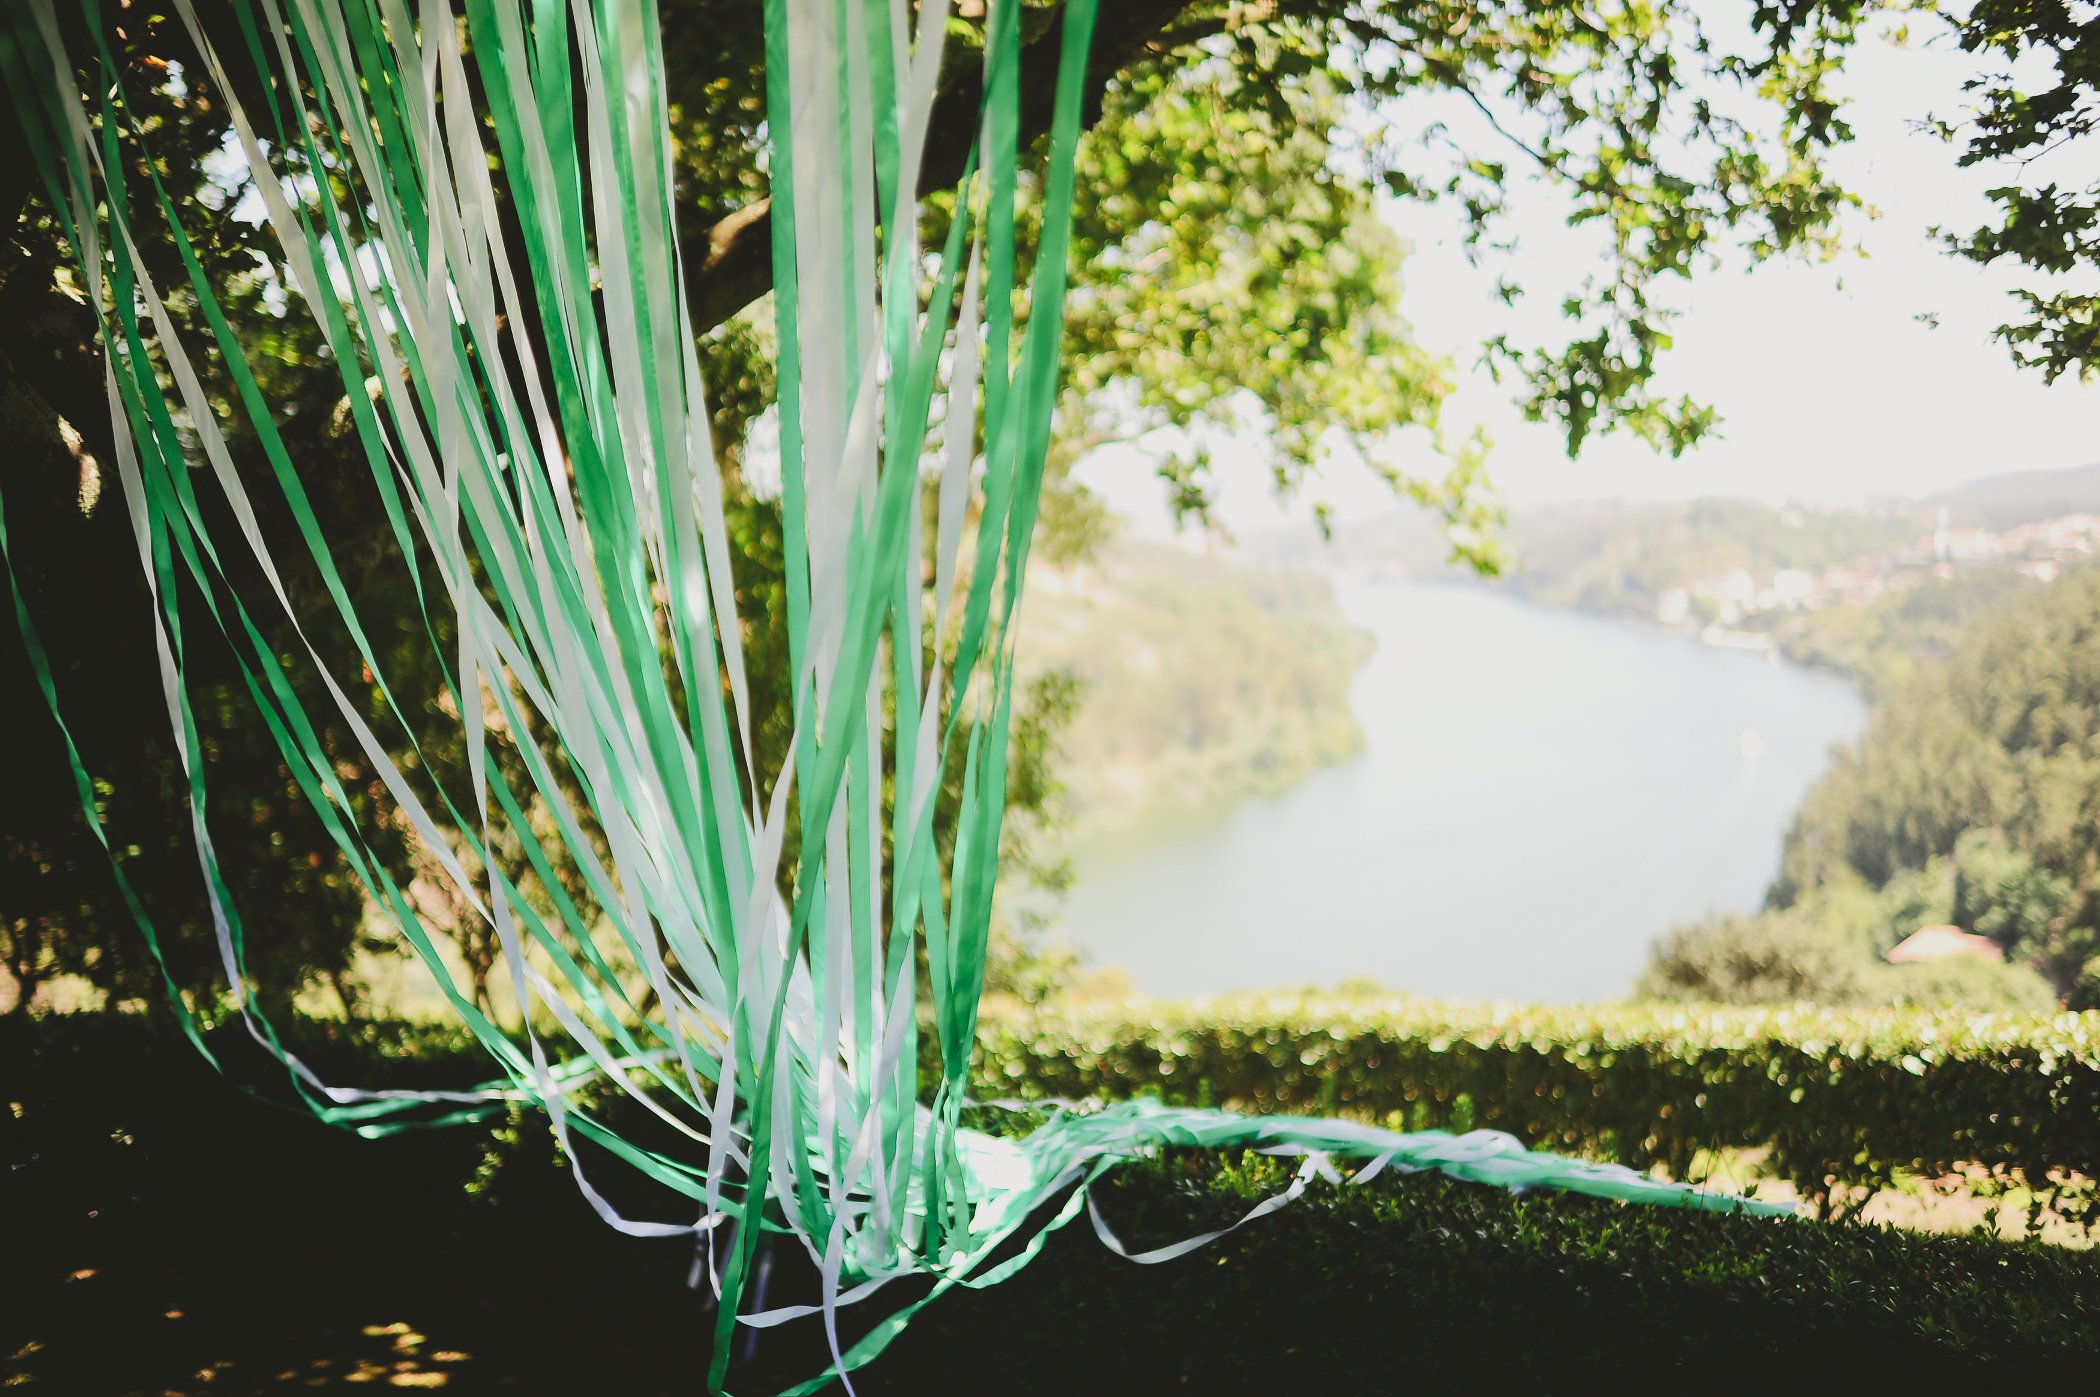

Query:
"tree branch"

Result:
[[679, 0, 1201, 335]]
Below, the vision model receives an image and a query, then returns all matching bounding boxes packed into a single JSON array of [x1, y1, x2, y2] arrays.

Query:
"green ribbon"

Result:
[[2, 3, 1791, 1392]]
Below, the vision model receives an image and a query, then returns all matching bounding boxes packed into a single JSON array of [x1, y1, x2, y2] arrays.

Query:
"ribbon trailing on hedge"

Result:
[[0, 1, 1792, 1391]]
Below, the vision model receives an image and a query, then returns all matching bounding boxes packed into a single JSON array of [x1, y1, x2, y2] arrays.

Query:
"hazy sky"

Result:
[[1079, 22, 2100, 538]]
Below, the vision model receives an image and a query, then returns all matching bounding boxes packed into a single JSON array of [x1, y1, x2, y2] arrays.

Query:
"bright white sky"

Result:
[[1078, 21, 2100, 538]]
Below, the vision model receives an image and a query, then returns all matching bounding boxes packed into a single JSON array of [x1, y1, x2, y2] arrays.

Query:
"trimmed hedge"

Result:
[[971, 996, 2100, 1224], [858, 1150, 2100, 1388], [9, 1011, 2100, 1391], [16, 997, 2099, 1226]]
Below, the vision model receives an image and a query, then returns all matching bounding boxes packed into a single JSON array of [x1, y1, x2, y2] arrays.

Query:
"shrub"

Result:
[[971, 995, 2100, 1225], [1637, 911, 1870, 1004], [1875, 955, 2059, 1012], [18, 1001, 2100, 1233], [862, 1149, 2100, 1388]]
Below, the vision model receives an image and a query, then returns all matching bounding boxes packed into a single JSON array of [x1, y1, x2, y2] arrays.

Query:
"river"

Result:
[[1051, 580, 1869, 1003]]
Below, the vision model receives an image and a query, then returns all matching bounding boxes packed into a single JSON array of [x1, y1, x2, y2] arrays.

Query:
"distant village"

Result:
[[1657, 508, 2100, 649]]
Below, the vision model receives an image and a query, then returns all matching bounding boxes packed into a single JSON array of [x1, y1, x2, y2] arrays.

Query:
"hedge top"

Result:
[[985, 993, 2100, 1064]]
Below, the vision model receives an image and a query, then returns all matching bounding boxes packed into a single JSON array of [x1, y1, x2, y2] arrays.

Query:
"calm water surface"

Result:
[[1053, 580, 1868, 1002]]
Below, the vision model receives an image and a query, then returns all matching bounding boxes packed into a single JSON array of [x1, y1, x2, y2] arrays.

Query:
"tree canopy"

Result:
[[1935, 0, 2100, 381]]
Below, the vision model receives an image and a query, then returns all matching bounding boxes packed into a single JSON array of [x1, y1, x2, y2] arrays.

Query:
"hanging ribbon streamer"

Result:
[[2, 2, 1791, 1392]]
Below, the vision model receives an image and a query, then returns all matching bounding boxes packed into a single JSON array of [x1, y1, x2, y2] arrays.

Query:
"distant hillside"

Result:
[[1240, 494, 1925, 590], [1238, 462, 2100, 593], [1020, 542, 1372, 834], [1774, 566, 2040, 696], [1931, 462, 2100, 531], [1489, 489, 2098, 690], [1495, 498, 1918, 621]]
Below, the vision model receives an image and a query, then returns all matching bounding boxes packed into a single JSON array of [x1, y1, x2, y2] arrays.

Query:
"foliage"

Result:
[[10, 1009, 2100, 1389], [1639, 870, 2059, 1013], [1018, 1150, 2100, 1384], [1638, 910, 1874, 1006], [1, 1010, 686, 1392], [1776, 566, 2041, 695], [653, 0, 1880, 455], [1775, 569, 2100, 1003], [1879, 954, 2064, 1014], [1932, 1, 2100, 381], [1056, 58, 1484, 550], [0, 388, 419, 1019], [968, 995, 2100, 1226], [1952, 826, 2077, 958]]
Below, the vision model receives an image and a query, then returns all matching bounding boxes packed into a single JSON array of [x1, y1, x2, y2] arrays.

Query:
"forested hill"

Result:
[[1019, 543, 1372, 837], [1644, 568, 2100, 1012]]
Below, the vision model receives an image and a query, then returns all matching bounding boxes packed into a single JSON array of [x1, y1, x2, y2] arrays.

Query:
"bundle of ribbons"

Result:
[[0, 2, 1789, 1391]]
